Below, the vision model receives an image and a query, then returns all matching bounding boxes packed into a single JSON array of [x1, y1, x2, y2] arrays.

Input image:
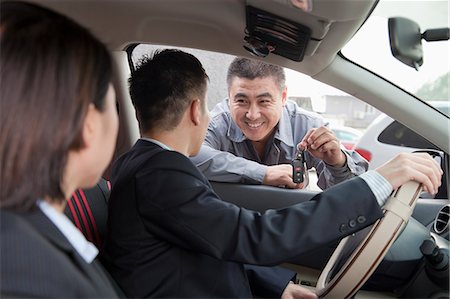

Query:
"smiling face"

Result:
[[229, 76, 287, 145]]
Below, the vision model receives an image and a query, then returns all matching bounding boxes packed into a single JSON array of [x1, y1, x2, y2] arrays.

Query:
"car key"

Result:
[[292, 149, 306, 183]]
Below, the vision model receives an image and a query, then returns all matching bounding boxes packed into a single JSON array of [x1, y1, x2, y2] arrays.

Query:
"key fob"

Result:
[[292, 150, 305, 183]]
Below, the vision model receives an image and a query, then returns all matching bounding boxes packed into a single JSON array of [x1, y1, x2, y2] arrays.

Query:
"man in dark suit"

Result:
[[102, 49, 442, 298]]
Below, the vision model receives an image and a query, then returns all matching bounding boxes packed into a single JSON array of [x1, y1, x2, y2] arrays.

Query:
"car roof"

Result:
[[28, 0, 376, 77]]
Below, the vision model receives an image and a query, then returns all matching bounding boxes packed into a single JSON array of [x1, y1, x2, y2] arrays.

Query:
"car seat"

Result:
[[64, 178, 111, 249]]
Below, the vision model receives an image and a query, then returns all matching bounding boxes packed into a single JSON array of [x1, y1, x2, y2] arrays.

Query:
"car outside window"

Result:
[[129, 44, 380, 191], [333, 130, 361, 142], [377, 101, 449, 149], [378, 120, 439, 149]]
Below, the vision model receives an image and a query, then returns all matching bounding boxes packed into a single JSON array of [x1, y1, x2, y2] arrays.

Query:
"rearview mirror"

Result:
[[388, 17, 423, 70], [388, 17, 450, 70]]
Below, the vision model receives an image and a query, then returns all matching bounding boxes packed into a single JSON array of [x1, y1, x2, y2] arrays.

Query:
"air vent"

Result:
[[245, 5, 311, 61], [433, 204, 449, 234]]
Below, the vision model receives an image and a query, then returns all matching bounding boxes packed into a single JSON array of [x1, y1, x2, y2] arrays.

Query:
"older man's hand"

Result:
[[263, 164, 305, 189], [298, 126, 346, 167]]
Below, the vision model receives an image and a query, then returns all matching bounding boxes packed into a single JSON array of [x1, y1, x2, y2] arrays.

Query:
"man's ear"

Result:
[[281, 86, 288, 106], [190, 99, 201, 126]]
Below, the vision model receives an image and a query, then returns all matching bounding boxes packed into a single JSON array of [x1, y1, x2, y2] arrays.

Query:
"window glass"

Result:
[[131, 44, 235, 109], [129, 44, 446, 197], [131, 44, 381, 191], [378, 120, 439, 150], [131, 44, 381, 130], [342, 0, 449, 116]]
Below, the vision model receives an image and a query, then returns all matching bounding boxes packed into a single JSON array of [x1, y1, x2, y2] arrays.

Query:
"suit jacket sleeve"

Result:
[[136, 150, 383, 266], [245, 264, 295, 298]]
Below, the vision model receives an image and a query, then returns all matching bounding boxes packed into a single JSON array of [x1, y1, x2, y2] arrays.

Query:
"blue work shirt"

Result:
[[191, 99, 369, 190]]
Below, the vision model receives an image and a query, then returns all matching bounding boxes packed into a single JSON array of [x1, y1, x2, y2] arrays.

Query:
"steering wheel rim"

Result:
[[315, 181, 423, 298]]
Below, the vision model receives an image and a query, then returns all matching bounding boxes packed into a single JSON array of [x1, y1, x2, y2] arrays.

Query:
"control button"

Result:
[[349, 219, 357, 228], [357, 216, 366, 224], [339, 223, 348, 233]]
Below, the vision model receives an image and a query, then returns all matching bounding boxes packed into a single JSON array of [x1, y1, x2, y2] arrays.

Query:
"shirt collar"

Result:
[[140, 137, 172, 150], [37, 200, 98, 263], [226, 101, 294, 148], [274, 107, 294, 147]]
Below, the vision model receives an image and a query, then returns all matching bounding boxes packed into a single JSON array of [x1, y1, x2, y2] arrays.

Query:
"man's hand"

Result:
[[376, 152, 443, 195], [281, 282, 318, 299], [263, 164, 304, 189], [298, 126, 346, 167]]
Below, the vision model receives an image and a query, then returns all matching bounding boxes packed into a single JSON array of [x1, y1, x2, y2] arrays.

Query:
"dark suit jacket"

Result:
[[103, 139, 383, 298], [0, 208, 120, 298]]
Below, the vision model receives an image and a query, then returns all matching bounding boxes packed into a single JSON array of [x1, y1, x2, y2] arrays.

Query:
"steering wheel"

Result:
[[315, 181, 422, 298]]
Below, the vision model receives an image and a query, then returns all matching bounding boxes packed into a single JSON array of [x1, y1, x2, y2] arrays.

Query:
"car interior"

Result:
[[29, 0, 449, 298]]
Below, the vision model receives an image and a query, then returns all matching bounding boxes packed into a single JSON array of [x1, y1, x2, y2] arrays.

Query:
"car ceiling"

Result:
[[28, 0, 377, 77]]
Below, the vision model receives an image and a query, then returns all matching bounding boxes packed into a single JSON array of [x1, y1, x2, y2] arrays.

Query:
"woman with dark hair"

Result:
[[0, 1, 120, 297]]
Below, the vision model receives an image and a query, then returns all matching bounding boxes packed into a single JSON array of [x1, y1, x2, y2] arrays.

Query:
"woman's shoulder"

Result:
[[0, 210, 88, 296]]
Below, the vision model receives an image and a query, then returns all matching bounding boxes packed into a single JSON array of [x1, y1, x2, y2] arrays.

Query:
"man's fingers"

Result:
[[411, 162, 441, 194], [404, 154, 442, 192], [285, 182, 304, 189], [302, 128, 315, 142], [299, 128, 316, 149], [377, 153, 443, 193], [297, 142, 307, 151], [316, 139, 340, 152], [265, 164, 306, 189], [307, 130, 338, 151]]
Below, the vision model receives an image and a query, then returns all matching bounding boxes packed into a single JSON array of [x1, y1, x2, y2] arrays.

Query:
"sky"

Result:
[[286, 0, 449, 98], [342, 0, 449, 96], [285, 69, 348, 97]]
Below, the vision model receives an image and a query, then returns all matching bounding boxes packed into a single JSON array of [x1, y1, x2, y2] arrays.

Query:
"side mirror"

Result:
[[388, 17, 449, 70]]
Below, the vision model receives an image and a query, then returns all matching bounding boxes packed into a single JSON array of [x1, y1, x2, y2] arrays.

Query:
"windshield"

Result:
[[342, 0, 449, 115]]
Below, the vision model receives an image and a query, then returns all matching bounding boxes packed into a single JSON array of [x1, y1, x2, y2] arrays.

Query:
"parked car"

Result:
[[9, 0, 450, 298], [331, 125, 363, 150], [355, 101, 450, 169]]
